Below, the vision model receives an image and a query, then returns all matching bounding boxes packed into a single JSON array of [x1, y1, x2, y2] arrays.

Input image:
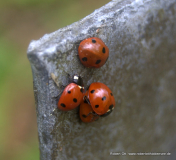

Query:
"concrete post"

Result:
[[27, 0, 176, 159]]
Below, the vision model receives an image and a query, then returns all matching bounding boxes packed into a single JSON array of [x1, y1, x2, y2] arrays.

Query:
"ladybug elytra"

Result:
[[58, 75, 84, 111], [78, 37, 109, 68], [84, 82, 115, 116], [79, 99, 99, 123]]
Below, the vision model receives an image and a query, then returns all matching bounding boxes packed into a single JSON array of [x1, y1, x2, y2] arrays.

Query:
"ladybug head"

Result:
[[72, 75, 84, 88]]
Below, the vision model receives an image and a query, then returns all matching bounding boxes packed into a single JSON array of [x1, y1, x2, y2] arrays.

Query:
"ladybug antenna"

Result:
[[50, 108, 58, 116], [93, 115, 99, 121]]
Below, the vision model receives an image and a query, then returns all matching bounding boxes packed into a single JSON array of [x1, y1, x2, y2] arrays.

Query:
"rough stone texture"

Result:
[[27, 0, 176, 160]]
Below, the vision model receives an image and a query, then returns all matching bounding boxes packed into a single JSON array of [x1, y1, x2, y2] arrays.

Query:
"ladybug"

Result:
[[79, 99, 99, 123], [78, 37, 109, 68], [58, 75, 84, 111], [84, 82, 115, 116]]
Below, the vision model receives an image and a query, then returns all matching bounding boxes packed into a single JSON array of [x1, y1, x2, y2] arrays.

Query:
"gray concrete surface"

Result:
[[27, 0, 176, 159]]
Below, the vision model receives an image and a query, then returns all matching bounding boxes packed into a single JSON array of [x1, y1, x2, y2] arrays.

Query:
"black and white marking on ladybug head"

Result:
[[72, 75, 84, 88], [73, 75, 79, 80], [100, 104, 114, 117], [106, 105, 114, 113]]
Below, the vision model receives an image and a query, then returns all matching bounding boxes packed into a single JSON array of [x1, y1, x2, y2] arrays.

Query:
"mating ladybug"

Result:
[[78, 37, 109, 68], [84, 82, 115, 116], [58, 75, 84, 111], [79, 99, 99, 123]]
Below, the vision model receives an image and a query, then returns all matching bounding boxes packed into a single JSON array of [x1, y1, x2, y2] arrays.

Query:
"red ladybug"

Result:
[[84, 82, 115, 116], [78, 37, 109, 68], [58, 75, 84, 111], [79, 99, 99, 123]]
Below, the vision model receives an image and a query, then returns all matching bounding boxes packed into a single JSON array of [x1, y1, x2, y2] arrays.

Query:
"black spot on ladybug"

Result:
[[67, 90, 71, 94], [61, 103, 66, 108], [92, 39, 96, 43], [82, 57, 87, 61], [109, 105, 114, 109], [80, 88, 84, 93], [102, 96, 106, 101], [96, 60, 101, 64], [110, 93, 113, 96], [95, 105, 99, 108], [102, 47, 106, 53], [90, 90, 95, 93], [82, 114, 87, 118], [73, 98, 77, 103]]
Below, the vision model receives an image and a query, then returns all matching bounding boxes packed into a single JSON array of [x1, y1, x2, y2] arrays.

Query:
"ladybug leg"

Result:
[[91, 114, 99, 122], [60, 84, 67, 89], [52, 91, 62, 99], [50, 108, 58, 116], [84, 96, 91, 105], [87, 99, 91, 105], [92, 112, 99, 121], [93, 115, 99, 121], [85, 111, 97, 118], [85, 112, 93, 117], [86, 112, 99, 122]]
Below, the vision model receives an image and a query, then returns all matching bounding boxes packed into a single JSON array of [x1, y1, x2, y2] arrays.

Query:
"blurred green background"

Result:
[[0, 0, 110, 159]]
